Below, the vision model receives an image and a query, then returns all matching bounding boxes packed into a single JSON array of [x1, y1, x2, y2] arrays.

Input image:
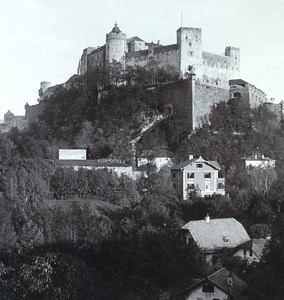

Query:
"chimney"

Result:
[[205, 213, 210, 223], [261, 154, 264, 160], [189, 154, 194, 160]]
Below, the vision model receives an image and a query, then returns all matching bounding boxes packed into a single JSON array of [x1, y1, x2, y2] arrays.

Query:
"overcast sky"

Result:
[[0, 0, 283, 119]]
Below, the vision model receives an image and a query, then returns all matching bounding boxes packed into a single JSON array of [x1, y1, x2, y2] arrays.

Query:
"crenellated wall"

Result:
[[126, 44, 180, 74]]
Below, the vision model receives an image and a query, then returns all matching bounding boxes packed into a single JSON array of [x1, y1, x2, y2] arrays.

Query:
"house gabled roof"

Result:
[[171, 156, 221, 171], [182, 218, 251, 252], [180, 268, 247, 299], [208, 268, 247, 298]]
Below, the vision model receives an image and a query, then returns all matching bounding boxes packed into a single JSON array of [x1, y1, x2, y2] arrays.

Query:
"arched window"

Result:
[[233, 92, 241, 98]]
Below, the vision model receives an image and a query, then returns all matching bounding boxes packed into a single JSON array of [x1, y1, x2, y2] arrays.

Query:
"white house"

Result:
[[245, 152, 275, 168], [171, 155, 225, 199], [181, 216, 251, 268]]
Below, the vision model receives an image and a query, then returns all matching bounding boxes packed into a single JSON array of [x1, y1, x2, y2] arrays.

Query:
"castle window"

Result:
[[234, 92, 241, 98], [190, 51, 193, 56], [195, 35, 198, 41], [189, 42, 192, 46]]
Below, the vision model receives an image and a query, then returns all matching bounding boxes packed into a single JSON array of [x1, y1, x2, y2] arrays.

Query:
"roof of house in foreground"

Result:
[[180, 268, 247, 299], [182, 217, 250, 252]]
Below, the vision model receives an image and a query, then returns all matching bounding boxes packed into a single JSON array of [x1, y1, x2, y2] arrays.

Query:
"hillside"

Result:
[[1, 69, 284, 298], [25, 71, 193, 164]]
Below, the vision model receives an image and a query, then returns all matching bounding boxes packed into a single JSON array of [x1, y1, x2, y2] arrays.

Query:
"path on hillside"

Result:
[[130, 113, 169, 153]]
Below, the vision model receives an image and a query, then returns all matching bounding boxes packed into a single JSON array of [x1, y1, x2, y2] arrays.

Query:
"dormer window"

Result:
[[196, 163, 203, 168]]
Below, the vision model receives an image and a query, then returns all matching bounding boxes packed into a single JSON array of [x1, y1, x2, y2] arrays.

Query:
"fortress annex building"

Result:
[[78, 23, 240, 89]]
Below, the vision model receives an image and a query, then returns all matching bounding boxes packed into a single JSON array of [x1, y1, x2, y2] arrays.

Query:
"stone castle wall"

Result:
[[88, 46, 105, 70], [155, 80, 193, 130], [126, 44, 180, 74], [264, 102, 284, 120], [194, 81, 229, 128], [152, 77, 229, 131], [25, 101, 49, 125]]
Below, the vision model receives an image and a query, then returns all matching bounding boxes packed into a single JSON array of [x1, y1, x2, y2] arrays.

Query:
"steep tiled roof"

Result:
[[208, 268, 247, 298], [181, 268, 247, 299], [171, 158, 197, 170], [182, 218, 250, 252]]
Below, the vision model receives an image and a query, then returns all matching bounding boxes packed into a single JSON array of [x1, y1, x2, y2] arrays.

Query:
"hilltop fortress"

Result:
[[2, 23, 274, 134], [78, 23, 240, 90]]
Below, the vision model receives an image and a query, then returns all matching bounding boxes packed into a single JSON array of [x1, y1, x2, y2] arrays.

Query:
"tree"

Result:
[[245, 214, 284, 299], [248, 166, 277, 196]]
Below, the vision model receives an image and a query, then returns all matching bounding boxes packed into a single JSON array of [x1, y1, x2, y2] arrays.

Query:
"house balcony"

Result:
[[217, 178, 225, 195]]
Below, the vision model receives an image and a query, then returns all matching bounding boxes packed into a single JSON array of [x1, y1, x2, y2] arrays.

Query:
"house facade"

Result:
[[171, 155, 225, 199], [234, 238, 268, 264]]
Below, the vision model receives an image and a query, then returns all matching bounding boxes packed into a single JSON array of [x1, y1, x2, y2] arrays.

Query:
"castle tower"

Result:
[[225, 47, 240, 79], [105, 23, 127, 65], [38, 81, 51, 98], [4, 110, 14, 125], [177, 27, 203, 78]]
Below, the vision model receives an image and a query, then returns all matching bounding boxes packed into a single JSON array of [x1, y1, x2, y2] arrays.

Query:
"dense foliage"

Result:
[[1, 72, 284, 298]]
